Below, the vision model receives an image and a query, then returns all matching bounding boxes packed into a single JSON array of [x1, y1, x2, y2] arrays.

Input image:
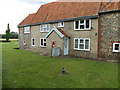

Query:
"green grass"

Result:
[[2, 41, 118, 88]]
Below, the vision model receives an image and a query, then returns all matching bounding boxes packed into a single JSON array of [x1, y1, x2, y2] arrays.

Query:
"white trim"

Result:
[[40, 38, 46, 47], [40, 24, 50, 32], [113, 43, 120, 52], [58, 22, 64, 27], [74, 19, 91, 30], [24, 26, 30, 33], [64, 37, 69, 55], [45, 26, 64, 38], [74, 38, 90, 51], [31, 38, 35, 46], [23, 40, 26, 46]]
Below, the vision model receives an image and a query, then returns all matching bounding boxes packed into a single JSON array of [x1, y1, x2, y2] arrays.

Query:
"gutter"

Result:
[[99, 9, 120, 14], [18, 15, 99, 28]]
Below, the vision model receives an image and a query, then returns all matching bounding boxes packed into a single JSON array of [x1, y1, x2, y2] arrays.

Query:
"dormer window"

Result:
[[24, 26, 30, 33], [58, 22, 64, 27], [74, 19, 91, 30], [40, 24, 50, 32]]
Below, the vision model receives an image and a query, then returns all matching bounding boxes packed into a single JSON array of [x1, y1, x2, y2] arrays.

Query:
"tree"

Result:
[[6, 23, 10, 41]]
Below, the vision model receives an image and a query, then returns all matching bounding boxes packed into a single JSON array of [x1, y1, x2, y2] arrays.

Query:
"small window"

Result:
[[58, 22, 64, 27], [74, 19, 91, 30], [40, 38, 46, 47], [86, 20, 90, 28], [75, 21, 79, 29], [24, 26, 30, 33], [23, 40, 26, 46], [74, 38, 90, 51], [113, 43, 120, 52], [31, 38, 35, 46], [74, 39, 78, 49], [40, 24, 50, 32]]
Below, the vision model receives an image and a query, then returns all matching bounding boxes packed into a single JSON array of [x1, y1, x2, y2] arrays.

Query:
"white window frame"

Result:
[[74, 38, 90, 51], [113, 43, 120, 52], [74, 19, 91, 30], [40, 24, 50, 32], [24, 26, 30, 33], [58, 22, 64, 27], [31, 38, 35, 46], [23, 40, 26, 46], [40, 38, 46, 47]]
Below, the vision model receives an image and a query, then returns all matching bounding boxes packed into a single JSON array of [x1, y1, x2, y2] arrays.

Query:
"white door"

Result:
[[64, 37, 69, 55]]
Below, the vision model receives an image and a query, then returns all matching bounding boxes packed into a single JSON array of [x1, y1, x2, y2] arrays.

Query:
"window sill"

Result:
[[40, 31, 49, 33], [74, 48, 90, 51], [74, 29, 91, 31], [113, 51, 120, 53], [24, 32, 30, 34], [58, 26, 64, 28], [40, 46, 46, 48]]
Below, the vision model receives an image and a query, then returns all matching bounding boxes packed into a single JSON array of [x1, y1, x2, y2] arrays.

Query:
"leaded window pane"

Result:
[[75, 21, 79, 29], [80, 25, 84, 29], [115, 44, 119, 50], [75, 39, 78, 48], [80, 20, 84, 24], [85, 40, 89, 49], [79, 44, 84, 49], [80, 39, 84, 43], [86, 20, 89, 28]]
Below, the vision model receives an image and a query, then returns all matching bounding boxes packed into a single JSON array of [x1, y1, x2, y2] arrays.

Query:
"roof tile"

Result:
[[18, 1, 119, 26], [18, 13, 35, 26], [57, 28, 69, 37]]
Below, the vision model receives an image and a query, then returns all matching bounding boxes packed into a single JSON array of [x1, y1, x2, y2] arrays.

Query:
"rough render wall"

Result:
[[52, 19, 98, 58], [30, 25, 47, 53], [30, 25, 64, 56], [47, 31, 64, 56], [30, 19, 98, 58], [19, 27, 31, 50], [100, 12, 120, 60]]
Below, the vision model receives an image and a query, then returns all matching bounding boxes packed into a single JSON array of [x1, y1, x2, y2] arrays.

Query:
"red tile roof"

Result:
[[100, 2, 120, 12], [19, 13, 35, 26], [31, 2, 101, 24], [57, 28, 69, 37], [18, 1, 120, 26]]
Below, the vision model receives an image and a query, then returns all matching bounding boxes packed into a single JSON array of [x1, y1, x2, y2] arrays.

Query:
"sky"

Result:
[[0, 0, 57, 34], [0, 0, 118, 34]]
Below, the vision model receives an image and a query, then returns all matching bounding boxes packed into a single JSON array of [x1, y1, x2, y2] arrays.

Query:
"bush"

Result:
[[0, 40, 11, 42]]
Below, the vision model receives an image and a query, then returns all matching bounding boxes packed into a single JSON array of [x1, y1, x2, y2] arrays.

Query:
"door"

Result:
[[64, 37, 69, 55]]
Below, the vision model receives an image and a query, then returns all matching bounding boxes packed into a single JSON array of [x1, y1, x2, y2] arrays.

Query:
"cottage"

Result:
[[18, 1, 120, 61]]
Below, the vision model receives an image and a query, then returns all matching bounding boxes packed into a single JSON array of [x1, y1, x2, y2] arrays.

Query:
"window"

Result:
[[40, 38, 46, 47], [58, 22, 64, 27], [74, 38, 90, 51], [113, 43, 120, 52], [24, 26, 30, 33], [31, 38, 35, 46], [23, 40, 26, 46], [40, 24, 50, 32], [74, 19, 91, 30]]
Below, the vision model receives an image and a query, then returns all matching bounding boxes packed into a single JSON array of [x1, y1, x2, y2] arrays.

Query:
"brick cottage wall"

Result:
[[98, 12, 120, 60]]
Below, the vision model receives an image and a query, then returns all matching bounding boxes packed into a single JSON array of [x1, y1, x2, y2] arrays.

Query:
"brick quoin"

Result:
[[98, 15, 103, 58]]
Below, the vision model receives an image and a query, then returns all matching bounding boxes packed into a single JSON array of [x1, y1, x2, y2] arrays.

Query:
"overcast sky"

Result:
[[0, 0, 118, 34], [0, 0, 57, 34]]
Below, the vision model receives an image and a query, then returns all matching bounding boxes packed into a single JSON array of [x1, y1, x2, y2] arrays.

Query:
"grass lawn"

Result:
[[2, 41, 118, 88]]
